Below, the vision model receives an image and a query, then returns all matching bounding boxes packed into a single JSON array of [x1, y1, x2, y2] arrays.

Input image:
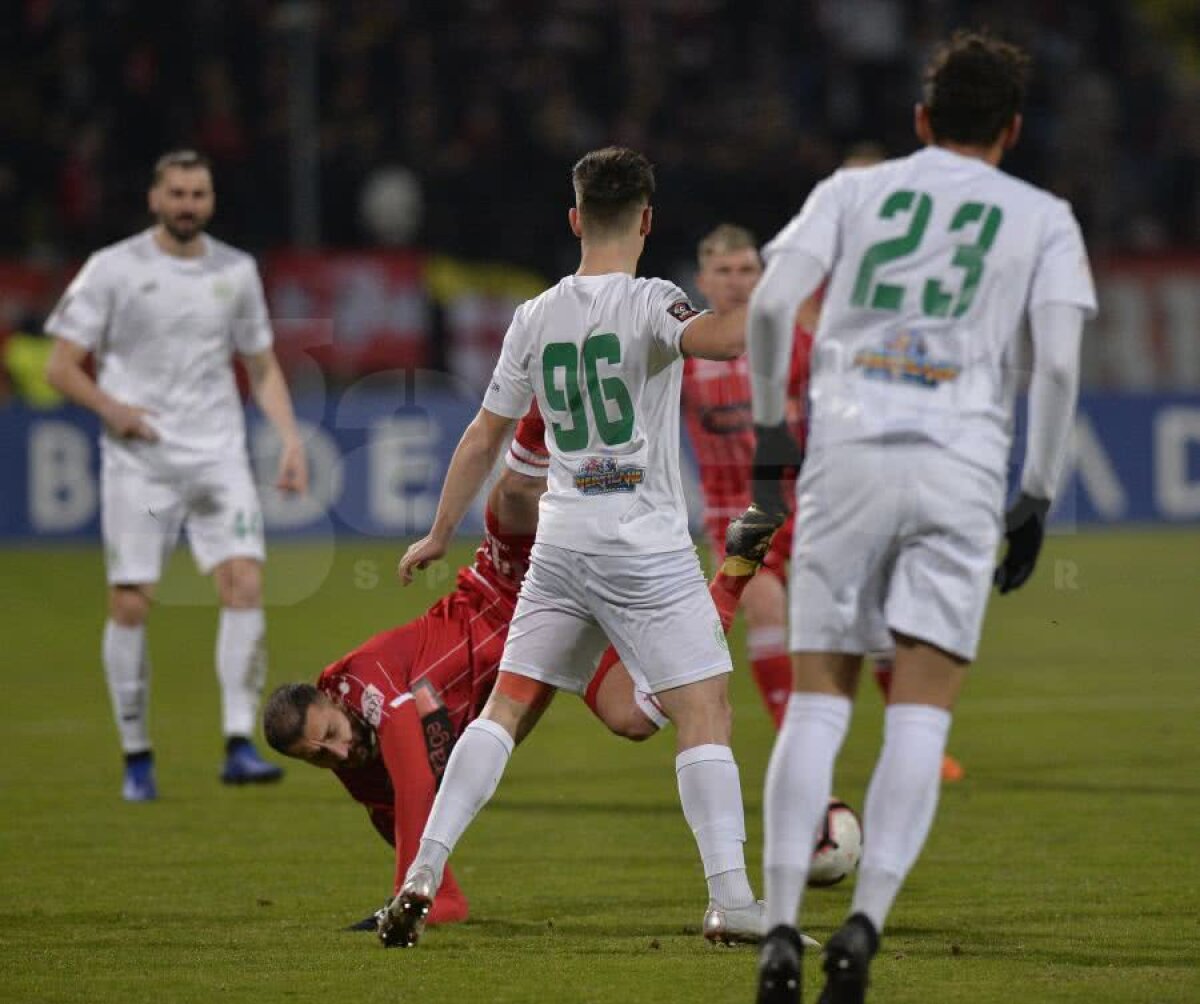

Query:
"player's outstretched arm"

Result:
[[748, 251, 825, 427], [398, 407, 517, 584], [747, 252, 826, 514], [679, 304, 746, 361], [244, 349, 307, 494], [44, 337, 158, 441], [995, 302, 1084, 593]]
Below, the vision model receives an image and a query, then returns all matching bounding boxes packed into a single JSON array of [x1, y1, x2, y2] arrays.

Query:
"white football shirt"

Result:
[[765, 146, 1097, 477], [46, 229, 273, 467], [483, 273, 704, 555]]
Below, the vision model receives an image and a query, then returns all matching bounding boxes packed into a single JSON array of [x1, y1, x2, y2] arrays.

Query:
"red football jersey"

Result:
[[316, 499, 534, 914], [681, 326, 812, 533]]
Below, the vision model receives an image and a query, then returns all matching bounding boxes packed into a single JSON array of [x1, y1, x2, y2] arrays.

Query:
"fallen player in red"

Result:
[[263, 406, 780, 937]]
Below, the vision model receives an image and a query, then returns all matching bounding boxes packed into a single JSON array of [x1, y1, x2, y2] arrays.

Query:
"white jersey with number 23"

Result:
[[766, 146, 1097, 479]]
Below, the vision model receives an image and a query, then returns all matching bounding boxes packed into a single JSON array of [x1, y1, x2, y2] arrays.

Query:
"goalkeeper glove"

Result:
[[750, 422, 804, 517], [994, 493, 1051, 594]]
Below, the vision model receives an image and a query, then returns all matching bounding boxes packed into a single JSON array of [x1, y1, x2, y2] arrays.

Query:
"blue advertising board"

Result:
[[1, 391, 1198, 541]]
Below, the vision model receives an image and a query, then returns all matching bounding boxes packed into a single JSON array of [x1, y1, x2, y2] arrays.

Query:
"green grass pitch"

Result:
[[1, 530, 1197, 1003]]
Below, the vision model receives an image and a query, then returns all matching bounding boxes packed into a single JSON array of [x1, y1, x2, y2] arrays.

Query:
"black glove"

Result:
[[994, 493, 1051, 594], [751, 422, 804, 517], [724, 503, 786, 566]]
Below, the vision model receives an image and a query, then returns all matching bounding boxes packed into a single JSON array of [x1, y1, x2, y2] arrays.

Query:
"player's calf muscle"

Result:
[[482, 676, 555, 740]]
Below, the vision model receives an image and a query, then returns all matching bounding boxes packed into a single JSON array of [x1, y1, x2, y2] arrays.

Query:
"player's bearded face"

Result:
[[343, 710, 378, 768], [151, 167, 215, 244], [290, 698, 378, 769]]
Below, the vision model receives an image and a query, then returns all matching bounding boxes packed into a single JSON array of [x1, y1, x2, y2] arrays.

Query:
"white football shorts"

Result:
[[788, 442, 1005, 662], [500, 543, 733, 694], [101, 455, 265, 584]]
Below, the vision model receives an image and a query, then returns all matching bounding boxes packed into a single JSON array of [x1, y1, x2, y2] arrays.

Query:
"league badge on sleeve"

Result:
[[667, 299, 701, 323]]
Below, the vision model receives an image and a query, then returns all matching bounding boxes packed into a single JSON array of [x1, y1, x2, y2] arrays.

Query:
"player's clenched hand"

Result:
[[275, 437, 308, 495], [750, 422, 803, 517], [725, 504, 786, 566], [101, 400, 158, 442], [397, 534, 448, 586], [994, 493, 1051, 594]]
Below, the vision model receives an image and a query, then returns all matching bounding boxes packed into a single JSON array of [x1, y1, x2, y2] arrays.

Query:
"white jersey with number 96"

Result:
[[765, 146, 1097, 478], [482, 272, 705, 556]]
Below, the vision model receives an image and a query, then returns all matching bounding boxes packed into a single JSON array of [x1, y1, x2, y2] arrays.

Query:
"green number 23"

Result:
[[851, 189, 1004, 318], [541, 333, 635, 451]]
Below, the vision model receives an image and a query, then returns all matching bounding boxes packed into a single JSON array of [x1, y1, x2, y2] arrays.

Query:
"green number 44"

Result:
[[541, 333, 635, 451], [234, 510, 261, 540], [851, 189, 1004, 318]]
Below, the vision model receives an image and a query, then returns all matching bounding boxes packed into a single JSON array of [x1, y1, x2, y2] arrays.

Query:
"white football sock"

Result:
[[103, 620, 150, 753], [676, 744, 754, 908], [410, 718, 515, 885], [763, 693, 852, 929], [216, 608, 266, 737], [852, 703, 951, 933]]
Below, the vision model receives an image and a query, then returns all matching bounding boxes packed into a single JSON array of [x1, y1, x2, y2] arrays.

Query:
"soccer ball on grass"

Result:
[[808, 798, 863, 887]]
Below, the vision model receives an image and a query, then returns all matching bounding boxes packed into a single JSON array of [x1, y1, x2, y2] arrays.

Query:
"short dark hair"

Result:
[[922, 31, 1031, 147], [262, 683, 323, 754], [571, 147, 655, 235], [152, 149, 212, 185]]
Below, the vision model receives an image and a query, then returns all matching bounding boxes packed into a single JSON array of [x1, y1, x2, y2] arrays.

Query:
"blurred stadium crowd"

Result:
[[3, 0, 1199, 277]]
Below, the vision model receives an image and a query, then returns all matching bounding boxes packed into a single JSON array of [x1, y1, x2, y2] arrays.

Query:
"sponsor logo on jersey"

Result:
[[667, 299, 701, 323], [854, 330, 960, 388], [574, 456, 645, 495], [360, 683, 385, 726]]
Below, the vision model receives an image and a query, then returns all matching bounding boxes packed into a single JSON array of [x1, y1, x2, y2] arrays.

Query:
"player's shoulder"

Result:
[[981, 162, 1070, 212], [86, 230, 158, 272], [977, 166, 1083, 247], [500, 288, 542, 338], [1021, 187, 1080, 236], [831, 151, 934, 201], [631, 275, 685, 300], [202, 234, 260, 274], [633, 277, 705, 334]]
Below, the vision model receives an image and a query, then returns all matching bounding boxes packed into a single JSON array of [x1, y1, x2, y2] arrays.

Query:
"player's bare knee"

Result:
[[663, 682, 733, 747], [216, 558, 262, 609], [610, 712, 656, 742], [109, 585, 151, 626]]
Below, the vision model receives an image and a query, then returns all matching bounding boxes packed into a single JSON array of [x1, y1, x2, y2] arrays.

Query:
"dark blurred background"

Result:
[[2, 1, 1199, 544], [4, 0, 1199, 275]]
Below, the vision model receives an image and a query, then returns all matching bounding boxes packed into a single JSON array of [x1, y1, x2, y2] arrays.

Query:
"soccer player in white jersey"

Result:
[[380, 146, 772, 950], [44, 150, 307, 801], [743, 34, 1097, 1002]]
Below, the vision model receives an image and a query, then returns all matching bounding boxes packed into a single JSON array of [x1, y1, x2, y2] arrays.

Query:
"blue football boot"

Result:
[[122, 752, 158, 802], [220, 738, 284, 785]]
